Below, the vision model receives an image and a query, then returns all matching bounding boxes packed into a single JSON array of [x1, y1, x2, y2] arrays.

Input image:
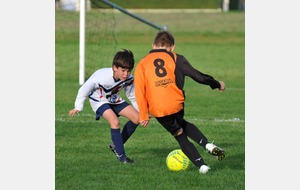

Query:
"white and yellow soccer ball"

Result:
[[166, 149, 191, 171]]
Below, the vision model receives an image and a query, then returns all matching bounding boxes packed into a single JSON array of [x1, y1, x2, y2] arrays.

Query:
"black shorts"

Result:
[[156, 109, 185, 136], [95, 102, 129, 120]]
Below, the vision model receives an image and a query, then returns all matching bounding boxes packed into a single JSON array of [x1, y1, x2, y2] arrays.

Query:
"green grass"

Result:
[[56, 10, 245, 190], [92, 0, 221, 9]]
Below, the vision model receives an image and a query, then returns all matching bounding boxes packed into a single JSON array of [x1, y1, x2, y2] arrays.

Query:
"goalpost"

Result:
[[79, 0, 166, 85], [79, 0, 86, 85], [56, 0, 166, 85]]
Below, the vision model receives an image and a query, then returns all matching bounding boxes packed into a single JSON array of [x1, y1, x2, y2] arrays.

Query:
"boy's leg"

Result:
[[184, 121, 225, 161], [183, 121, 208, 149], [110, 128, 134, 163], [174, 131, 206, 168], [97, 105, 131, 163], [110, 128, 126, 161], [156, 113, 207, 169], [121, 121, 138, 144], [117, 103, 139, 144]]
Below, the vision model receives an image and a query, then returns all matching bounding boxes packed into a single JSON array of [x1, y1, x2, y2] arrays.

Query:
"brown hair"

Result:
[[153, 30, 175, 48], [112, 49, 135, 70]]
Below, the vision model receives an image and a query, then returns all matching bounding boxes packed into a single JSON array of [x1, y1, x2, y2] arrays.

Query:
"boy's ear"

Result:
[[113, 65, 117, 71], [171, 45, 176, 51]]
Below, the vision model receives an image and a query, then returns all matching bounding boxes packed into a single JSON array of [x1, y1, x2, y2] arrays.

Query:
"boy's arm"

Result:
[[181, 56, 222, 90], [73, 79, 95, 111], [134, 64, 150, 122], [125, 85, 139, 112], [124, 76, 139, 111]]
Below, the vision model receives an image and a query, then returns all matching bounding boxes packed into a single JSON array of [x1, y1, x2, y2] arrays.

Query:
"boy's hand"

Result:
[[69, 109, 80, 117], [219, 81, 225, 92], [140, 120, 149, 127]]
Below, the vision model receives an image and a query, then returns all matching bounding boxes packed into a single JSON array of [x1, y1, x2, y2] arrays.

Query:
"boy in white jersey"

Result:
[[69, 49, 142, 163]]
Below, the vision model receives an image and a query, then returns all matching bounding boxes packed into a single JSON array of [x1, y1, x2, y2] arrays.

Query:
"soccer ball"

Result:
[[166, 149, 190, 171]]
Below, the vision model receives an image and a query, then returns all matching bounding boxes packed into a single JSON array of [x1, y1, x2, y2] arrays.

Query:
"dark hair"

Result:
[[112, 49, 135, 70], [153, 30, 175, 47]]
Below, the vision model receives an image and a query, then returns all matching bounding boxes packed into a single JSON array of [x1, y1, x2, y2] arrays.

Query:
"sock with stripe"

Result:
[[175, 132, 206, 168], [111, 128, 126, 161], [184, 121, 208, 149]]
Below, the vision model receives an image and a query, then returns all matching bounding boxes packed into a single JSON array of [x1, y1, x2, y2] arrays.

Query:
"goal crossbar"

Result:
[[101, 0, 167, 31], [79, 0, 167, 85]]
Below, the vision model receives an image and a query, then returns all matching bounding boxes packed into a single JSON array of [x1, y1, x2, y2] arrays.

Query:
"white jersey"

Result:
[[73, 68, 139, 113]]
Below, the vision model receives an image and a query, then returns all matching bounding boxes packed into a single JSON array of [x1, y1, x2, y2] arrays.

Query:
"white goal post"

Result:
[[61, 0, 166, 85], [57, 0, 91, 85], [79, 0, 86, 85]]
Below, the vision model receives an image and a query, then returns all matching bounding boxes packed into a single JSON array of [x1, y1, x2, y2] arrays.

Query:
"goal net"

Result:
[[56, 0, 167, 85], [56, 0, 118, 84]]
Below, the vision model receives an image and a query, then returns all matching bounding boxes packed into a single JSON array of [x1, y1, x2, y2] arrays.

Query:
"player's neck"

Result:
[[152, 44, 175, 52]]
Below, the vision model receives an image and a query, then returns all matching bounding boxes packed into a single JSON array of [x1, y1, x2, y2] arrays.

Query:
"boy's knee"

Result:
[[110, 119, 120, 129], [173, 128, 183, 136]]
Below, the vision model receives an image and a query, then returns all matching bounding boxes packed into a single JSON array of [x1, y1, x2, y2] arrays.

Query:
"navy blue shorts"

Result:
[[95, 102, 129, 120]]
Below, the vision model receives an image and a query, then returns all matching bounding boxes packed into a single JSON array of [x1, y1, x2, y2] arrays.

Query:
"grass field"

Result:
[[94, 0, 220, 9], [56, 9, 245, 190]]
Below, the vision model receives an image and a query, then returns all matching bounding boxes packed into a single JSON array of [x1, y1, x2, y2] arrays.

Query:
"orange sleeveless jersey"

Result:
[[134, 51, 184, 121]]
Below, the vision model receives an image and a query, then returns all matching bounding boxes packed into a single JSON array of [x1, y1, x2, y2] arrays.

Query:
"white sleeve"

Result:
[[125, 82, 139, 112], [74, 79, 95, 111]]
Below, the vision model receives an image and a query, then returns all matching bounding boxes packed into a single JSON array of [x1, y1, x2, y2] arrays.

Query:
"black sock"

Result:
[[175, 132, 206, 168], [122, 121, 138, 144], [184, 121, 208, 150]]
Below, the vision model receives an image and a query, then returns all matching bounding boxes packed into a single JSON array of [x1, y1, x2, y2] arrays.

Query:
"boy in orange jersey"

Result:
[[134, 30, 226, 174]]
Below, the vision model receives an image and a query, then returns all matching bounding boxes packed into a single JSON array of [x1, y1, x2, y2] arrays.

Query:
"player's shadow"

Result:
[[203, 142, 245, 171], [133, 143, 245, 171], [207, 152, 245, 171], [131, 147, 181, 162]]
